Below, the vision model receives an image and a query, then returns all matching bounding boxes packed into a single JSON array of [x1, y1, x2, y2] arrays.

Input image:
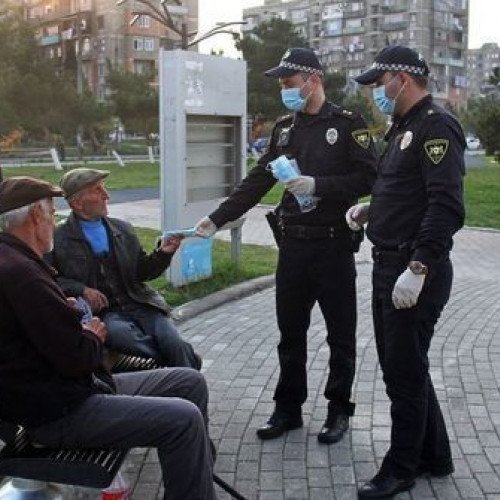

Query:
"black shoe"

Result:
[[417, 461, 454, 477], [317, 413, 349, 444], [256, 413, 303, 440], [358, 474, 415, 499]]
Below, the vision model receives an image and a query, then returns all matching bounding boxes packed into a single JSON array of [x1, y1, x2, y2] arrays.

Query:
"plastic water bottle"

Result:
[[267, 155, 317, 212], [101, 471, 131, 500]]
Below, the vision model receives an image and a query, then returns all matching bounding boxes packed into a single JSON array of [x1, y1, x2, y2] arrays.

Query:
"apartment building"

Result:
[[24, 0, 198, 100], [243, 0, 468, 106], [467, 43, 500, 97]]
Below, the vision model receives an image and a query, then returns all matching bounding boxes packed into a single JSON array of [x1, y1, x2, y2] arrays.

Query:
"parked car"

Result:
[[466, 136, 481, 150]]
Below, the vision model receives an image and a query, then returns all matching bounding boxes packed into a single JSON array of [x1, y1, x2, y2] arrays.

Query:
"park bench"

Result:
[[0, 353, 247, 499]]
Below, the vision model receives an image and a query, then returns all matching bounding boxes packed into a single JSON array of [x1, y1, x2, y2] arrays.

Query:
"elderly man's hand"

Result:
[[285, 176, 315, 196], [84, 317, 107, 343], [159, 234, 183, 254], [83, 287, 109, 313]]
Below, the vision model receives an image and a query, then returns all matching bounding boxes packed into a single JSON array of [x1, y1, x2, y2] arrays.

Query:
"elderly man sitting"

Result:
[[0, 176, 216, 500], [47, 167, 200, 369]]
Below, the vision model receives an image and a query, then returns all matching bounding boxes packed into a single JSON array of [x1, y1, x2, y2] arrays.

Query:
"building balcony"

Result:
[[381, 4, 407, 14], [343, 26, 365, 35], [40, 34, 61, 46], [343, 9, 367, 19], [432, 57, 464, 67], [323, 29, 343, 37], [381, 21, 408, 31], [449, 41, 465, 50]]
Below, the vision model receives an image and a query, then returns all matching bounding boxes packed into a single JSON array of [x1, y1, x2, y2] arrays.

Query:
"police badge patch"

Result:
[[326, 128, 338, 145], [352, 129, 371, 150], [424, 139, 449, 165]]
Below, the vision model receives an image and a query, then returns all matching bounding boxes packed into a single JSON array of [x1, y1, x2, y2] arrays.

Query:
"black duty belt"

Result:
[[372, 244, 410, 263], [282, 225, 343, 240]]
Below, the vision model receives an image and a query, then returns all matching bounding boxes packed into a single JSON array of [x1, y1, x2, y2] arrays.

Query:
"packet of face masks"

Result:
[[267, 155, 318, 213], [162, 228, 198, 239]]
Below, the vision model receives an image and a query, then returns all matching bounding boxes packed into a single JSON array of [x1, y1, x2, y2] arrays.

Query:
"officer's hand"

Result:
[[392, 268, 425, 309], [83, 287, 109, 313], [345, 202, 370, 231], [285, 176, 315, 196], [195, 216, 217, 238]]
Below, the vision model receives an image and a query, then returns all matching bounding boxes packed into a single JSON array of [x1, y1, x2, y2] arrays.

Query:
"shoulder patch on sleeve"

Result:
[[424, 139, 449, 164], [352, 129, 372, 149]]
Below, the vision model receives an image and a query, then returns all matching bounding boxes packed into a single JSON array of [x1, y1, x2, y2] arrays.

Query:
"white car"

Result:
[[466, 136, 481, 150]]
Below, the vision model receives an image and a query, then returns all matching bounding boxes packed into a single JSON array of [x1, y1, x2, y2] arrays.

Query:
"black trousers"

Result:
[[372, 249, 453, 479], [273, 236, 357, 417]]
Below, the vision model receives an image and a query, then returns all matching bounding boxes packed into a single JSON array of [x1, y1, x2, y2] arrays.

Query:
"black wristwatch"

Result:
[[408, 261, 429, 275]]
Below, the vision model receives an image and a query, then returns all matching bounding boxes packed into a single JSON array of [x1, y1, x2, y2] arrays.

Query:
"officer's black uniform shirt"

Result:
[[209, 101, 377, 229], [367, 94, 465, 268]]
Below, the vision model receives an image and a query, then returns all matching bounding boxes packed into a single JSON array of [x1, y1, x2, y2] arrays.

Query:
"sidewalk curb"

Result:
[[171, 274, 276, 324]]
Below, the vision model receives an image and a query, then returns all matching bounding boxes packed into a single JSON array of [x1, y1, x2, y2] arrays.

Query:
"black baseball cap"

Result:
[[355, 45, 429, 85], [264, 48, 324, 79]]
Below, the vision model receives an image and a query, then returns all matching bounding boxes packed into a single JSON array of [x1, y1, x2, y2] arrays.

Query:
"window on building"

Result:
[[144, 38, 154, 51], [138, 15, 151, 28], [98, 63, 105, 77], [291, 9, 306, 22], [134, 37, 144, 51], [97, 15, 104, 29], [346, 18, 363, 28]]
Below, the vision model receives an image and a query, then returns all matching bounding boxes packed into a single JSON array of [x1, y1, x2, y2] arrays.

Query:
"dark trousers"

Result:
[[103, 306, 199, 368], [30, 368, 216, 500], [273, 236, 357, 417], [372, 249, 453, 479]]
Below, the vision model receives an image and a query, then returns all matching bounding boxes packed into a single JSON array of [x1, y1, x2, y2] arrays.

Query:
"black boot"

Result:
[[256, 411, 303, 440], [358, 471, 415, 499], [317, 412, 349, 444]]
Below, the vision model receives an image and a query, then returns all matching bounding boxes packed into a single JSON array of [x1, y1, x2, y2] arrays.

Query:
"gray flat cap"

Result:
[[60, 168, 109, 199]]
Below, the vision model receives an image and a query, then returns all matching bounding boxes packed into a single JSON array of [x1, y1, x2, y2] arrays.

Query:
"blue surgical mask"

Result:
[[281, 87, 307, 111], [372, 77, 407, 115], [372, 85, 395, 115]]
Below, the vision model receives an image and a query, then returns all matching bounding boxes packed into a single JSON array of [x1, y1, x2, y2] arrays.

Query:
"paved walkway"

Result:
[[56, 200, 500, 499]]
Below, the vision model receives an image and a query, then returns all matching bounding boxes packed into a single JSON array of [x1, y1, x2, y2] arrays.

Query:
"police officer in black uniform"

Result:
[[195, 48, 377, 444], [346, 46, 465, 498]]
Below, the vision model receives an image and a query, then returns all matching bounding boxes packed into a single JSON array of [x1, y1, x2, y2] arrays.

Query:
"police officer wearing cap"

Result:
[[195, 48, 377, 443], [346, 46, 465, 498]]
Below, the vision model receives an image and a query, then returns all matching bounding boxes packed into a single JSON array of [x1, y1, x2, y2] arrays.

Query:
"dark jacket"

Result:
[[49, 213, 173, 314], [367, 95, 465, 269], [210, 101, 377, 228], [0, 234, 103, 428]]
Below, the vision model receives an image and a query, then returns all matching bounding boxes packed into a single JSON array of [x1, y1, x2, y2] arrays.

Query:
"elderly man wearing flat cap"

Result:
[[0, 175, 216, 500], [346, 46, 465, 498], [48, 167, 200, 369], [195, 47, 377, 444]]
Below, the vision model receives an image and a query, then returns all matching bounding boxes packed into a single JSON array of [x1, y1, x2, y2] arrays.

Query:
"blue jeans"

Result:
[[102, 306, 199, 369]]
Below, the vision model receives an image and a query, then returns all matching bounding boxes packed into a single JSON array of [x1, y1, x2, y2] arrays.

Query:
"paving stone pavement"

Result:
[[54, 200, 500, 499]]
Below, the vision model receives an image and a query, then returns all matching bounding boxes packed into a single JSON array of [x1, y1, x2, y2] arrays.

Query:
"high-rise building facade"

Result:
[[243, 0, 468, 106], [467, 43, 500, 98], [24, 0, 198, 100]]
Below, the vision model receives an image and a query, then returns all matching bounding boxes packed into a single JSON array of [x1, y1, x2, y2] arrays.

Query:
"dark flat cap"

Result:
[[355, 45, 429, 85], [265, 48, 324, 79], [60, 168, 109, 199], [0, 177, 63, 215]]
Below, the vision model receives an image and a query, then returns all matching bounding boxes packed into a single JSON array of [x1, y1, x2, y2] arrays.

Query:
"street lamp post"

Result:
[[116, 0, 245, 50]]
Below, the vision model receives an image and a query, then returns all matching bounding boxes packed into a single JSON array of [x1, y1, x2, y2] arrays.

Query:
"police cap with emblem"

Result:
[[355, 45, 429, 85], [264, 48, 324, 79]]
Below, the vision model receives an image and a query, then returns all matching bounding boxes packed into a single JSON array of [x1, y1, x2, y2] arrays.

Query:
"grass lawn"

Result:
[[135, 227, 277, 307], [464, 165, 500, 229], [2, 162, 159, 191]]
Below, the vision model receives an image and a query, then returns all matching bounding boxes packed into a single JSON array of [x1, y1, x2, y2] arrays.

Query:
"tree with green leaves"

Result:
[[461, 96, 500, 157], [235, 18, 310, 120], [0, 1, 108, 141], [106, 66, 159, 138]]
